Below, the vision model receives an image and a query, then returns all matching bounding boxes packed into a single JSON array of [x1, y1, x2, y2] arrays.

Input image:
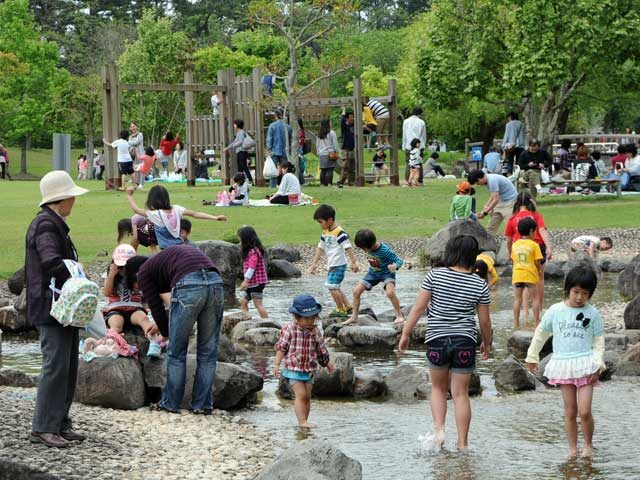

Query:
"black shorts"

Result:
[[103, 309, 146, 329], [119, 161, 134, 175], [240, 284, 265, 301], [426, 336, 476, 373]]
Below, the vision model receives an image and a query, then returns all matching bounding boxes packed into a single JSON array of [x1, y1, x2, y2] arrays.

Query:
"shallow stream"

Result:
[[2, 271, 638, 479]]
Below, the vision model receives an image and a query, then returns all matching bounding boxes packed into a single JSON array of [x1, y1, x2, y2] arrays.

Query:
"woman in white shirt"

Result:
[[269, 162, 301, 205], [173, 141, 188, 174]]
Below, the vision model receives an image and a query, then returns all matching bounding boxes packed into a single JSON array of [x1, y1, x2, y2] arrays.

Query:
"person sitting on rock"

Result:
[[570, 235, 612, 259], [273, 294, 335, 428], [103, 244, 162, 357]]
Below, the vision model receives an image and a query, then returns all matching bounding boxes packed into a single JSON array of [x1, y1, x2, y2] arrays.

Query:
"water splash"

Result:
[[418, 430, 445, 454]]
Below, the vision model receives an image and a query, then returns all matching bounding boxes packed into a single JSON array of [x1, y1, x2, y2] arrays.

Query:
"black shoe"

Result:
[[150, 403, 179, 414], [61, 430, 86, 442], [29, 432, 70, 448], [189, 408, 212, 416]]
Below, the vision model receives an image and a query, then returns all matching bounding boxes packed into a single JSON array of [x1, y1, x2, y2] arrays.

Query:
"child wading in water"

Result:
[[238, 226, 269, 319], [345, 229, 404, 325], [127, 185, 227, 249], [399, 235, 492, 451], [274, 295, 334, 428], [511, 217, 543, 327], [309, 204, 359, 317], [526, 266, 605, 459]]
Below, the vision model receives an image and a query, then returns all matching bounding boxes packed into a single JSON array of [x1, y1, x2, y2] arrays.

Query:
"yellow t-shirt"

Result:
[[363, 107, 377, 126], [476, 253, 498, 287], [511, 239, 543, 285]]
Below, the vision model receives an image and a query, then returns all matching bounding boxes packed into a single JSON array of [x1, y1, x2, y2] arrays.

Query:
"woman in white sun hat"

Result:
[[25, 170, 88, 448]]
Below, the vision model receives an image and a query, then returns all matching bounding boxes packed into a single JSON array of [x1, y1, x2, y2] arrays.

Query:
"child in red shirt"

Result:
[[158, 131, 179, 173], [134, 146, 156, 188]]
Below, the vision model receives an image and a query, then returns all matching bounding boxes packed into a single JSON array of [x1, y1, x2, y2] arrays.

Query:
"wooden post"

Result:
[[388, 79, 399, 185], [223, 69, 237, 185], [354, 78, 365, 186], [101, 64, 121, 190], [252, 67, 265, 186], [464, 138, 470, 161], [184, 70, 195, 186]]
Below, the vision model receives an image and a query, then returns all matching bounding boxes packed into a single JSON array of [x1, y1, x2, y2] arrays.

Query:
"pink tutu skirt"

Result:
[[548, 375, 599, 388]]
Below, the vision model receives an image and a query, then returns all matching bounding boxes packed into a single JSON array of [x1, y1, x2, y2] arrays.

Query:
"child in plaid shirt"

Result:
[[274, 295, 335, 428], [238, 226, 269, 319]]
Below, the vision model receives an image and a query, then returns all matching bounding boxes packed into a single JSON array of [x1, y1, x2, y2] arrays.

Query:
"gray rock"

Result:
[[563, 252, 601, 278], [599, 258, 628, 273], [241, 327, 281, 346], [337, 325, 398, 350], [222, 311, 252, 336], [255, 440, 362, 480], [358, 308, 377, 321], [8, 267, 25, 295], [538, 354, 553, 384], [197, 240, 243, 305], [0, 368, 36, 388], [13, 290, 26, 313], [0, 461, 59, 480], [423, 220, 498, 267], [0, 305, 32, 333], [231, 319, 282, 342], [614, 343, 640, 376], [384, 364, 430, 400], [313, 352, 355, 397], [268, 259, 302, 279], [507, 330, 552, 358], [544, 261, 565, 279], [353, 368, 385, 398], [0, 298, 10, 308], [75, 357, 146, 410], [188, 334, 236, 363], [493, 355, 536, 392], [468, 372, 482, 397], [393, 320, 428, 347], [495, 240, 510, 267], [625, 329, 640, 346], [601, 351, 620, 381], [321, 314, 340, 330], [501, 265, 513, 277], [324, 323, 343, 338], [605, 333, 628, 352], [618, 253, 640, 300], [376, 305, 412, 323], [624, 296, 640, 330], [267, 244, 302, 263], [123, 331, 149, 357]]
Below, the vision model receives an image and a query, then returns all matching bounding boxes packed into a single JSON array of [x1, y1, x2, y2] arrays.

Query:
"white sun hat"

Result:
[[40, 170, 89, 207]]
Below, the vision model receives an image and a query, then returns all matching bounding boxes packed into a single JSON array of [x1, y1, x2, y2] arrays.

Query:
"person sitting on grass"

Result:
[[268, 162, 301, 205], [309, 204, 359, 317], [273, 294, 334, 429], [570, 235, 613, 259], [425, 152, 446, 178], [344, 229, 405, 325], [449, 181, 477, 221]]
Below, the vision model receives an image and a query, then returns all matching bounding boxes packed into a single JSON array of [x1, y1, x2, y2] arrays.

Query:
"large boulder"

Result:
[[353, 368, 385, 398], [614, 343, 640, 376], [493, 355, 536, 392], [231, 319, 282, 342], [384, 364, 430, 400], [0, 306, 31, 333], [601, 351, 620, 381], [255, 440, 362, 480], [599, 258, 628, 273], [337, 326, 398, 350], [393, 320, 428, 347], [187, 334, 236, 363], [376, 305, 412, 323], [624, 296, 640, 330], [544, 261, 565, 279], [618, 254, 640, 300], [268, 259, 302, 279], [495, 240, 510, 267], [267, 244, 301, 263], [507, 330, 552, 358], [423, 220, 498, 267], [625, 329, 640, 346], [241, 327, 281, 347], [7, 267, 25, 295], [222, 311, 252, 336], [0, 461, 60, 480], [0, 368, 36, 388], [278, 353, 355, 399], [563, 252, 601, 278], [605, 333, 628, 352], [197, 240, 242, 305], [74, 357, 146, 410]]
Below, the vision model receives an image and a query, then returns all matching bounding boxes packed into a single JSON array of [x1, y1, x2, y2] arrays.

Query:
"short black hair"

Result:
[[564, 266, 598, 298], [601, 237, 613, 248], [430, 152, 439, 159], [345, 109, 354, 117], [120, 130, 130, 140], [517, 217, 537, 236], [234, 119, 244, 129], [145, 185, 172, 210], [124, 255, 149, 290], [354, 229, 376, 249], [508, 111, 519, 120], [467, 169, 485, 185], [474, 259, 489, 281], [592, 150, 601, 160], [617, 144, 627, 154], [233, 172, 246, 184], [313, 204, 335, 222], [443, 235, 478, 269], [117, 218, 132, 243], [144, 146, 155, 156], [180, 218, 192, 233], [411, 106, 423, 116], [627, 144, 638, 156], [281, 161, 295, 173], [513, 191, 536, 214], [410, 138, 421, 149]]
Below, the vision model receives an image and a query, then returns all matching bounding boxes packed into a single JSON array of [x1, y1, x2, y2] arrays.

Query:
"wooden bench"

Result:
[[549, 179, 621, 198]]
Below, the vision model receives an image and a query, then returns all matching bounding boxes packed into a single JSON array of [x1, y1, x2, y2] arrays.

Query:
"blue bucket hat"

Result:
[[288, 294, 322, 317]]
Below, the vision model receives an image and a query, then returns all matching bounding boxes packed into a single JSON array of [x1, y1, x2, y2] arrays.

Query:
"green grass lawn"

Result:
[[1, 177, 639, 278]]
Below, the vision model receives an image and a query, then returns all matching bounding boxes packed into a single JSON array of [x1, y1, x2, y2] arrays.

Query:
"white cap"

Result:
[[39, 170, 88, 207]]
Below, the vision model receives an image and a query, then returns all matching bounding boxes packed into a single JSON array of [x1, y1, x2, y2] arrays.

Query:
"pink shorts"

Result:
[[549, 375, 599, 388]]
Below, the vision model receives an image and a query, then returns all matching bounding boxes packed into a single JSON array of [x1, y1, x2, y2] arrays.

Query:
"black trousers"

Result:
[[32, 324, 79, 433], [320, 167, 334, 186], [237, 151, 253, 183], [269, 194, 289, 205], [0, 162, 6, 178]]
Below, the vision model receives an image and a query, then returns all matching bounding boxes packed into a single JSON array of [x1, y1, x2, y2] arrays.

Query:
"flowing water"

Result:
[[2, 271, 639, 479]]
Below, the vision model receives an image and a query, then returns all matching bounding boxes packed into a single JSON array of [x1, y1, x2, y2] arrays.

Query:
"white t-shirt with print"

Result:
[[146, 205, 186, 239]]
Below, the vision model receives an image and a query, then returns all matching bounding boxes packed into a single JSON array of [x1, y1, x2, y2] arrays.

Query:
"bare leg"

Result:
[[107, 314, 125, 334], [538, 264, 546, 307], [450, 373, 472, 450], [329, 289, 346, 310], [252, 298, 269, 319], [385, 283, 405, 323], [561, 384, 579, 458], [291, 381, 313, 427], [344, 284, 366, 325], [239, 296, 249, 313], [429, 368, 449, 447], [120, 174, 126, 190], [130, 310, 153, 334], [522, 287, 530, 322], [338, 290, 351, 310], [513, 287, 523, 328], [577, 384, 595, 457], [530, 285, 541, 326]]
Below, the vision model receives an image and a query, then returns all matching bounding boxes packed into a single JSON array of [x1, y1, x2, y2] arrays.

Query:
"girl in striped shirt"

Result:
[[399, 235, 493, 451]]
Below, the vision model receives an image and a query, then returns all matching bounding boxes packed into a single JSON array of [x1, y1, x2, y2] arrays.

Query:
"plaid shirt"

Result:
[[275, 322, 330, 373], [244, 247, 268, 286]]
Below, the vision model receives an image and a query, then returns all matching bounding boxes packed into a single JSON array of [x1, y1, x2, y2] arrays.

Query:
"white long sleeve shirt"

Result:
[[402, 115, 427, 151]]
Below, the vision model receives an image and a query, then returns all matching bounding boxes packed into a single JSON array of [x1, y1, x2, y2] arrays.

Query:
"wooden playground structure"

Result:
[[101, 64, 400, 188]]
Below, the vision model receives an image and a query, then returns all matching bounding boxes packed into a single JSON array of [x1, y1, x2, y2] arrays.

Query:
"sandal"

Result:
[[149, 403, 179, 414], [189, 408, 212, 416]]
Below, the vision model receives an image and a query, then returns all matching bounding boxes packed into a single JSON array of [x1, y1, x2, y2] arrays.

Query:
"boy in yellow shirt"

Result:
[[511, 217, 543, 327]]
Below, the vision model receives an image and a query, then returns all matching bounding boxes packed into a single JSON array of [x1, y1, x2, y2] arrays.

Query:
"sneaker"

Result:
[[147, 341, 162, 358]]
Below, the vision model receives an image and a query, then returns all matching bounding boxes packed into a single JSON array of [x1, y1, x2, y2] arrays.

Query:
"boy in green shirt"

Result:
[[450, 181, 477, 221]]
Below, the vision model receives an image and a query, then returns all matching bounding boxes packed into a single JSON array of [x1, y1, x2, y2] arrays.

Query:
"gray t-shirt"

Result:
[[486, 174, 517, 203]]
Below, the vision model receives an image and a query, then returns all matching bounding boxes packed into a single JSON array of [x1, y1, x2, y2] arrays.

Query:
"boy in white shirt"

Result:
[[570, 235, 613, 258], [104, 130, 135, 191]]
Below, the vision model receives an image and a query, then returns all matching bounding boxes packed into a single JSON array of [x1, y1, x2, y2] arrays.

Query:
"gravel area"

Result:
[[0, 387, 274, 480]]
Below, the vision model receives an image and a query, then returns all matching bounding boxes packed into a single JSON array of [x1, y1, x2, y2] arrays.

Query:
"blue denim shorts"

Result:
[[325, 264, 347, 290], [361, 271, 396, 291], [426, 336, 477, 374], [282, 368, 314, 385]]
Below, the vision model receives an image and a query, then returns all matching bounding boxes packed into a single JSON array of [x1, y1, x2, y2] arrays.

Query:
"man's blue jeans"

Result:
[[270, 154, 286, 187], [159, 270, 224, 412]]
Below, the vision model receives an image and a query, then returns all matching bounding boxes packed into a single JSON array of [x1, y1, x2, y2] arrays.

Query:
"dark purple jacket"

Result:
[[25, 207, 77, 327]]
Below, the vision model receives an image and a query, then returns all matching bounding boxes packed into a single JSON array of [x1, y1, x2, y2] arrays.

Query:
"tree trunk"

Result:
[[20, 134, 30, 174], [286, 39, 298, 172]]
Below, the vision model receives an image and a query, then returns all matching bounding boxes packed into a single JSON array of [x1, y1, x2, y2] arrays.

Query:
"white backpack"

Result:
[[49, 260, 101, 329]]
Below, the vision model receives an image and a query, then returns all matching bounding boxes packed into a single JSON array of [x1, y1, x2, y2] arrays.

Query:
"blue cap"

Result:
[[288, 294, 322, 317]]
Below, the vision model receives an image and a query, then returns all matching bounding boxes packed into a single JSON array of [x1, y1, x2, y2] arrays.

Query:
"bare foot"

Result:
[[568, 449, 578, 459], [393, 316, 405, 325], [341, 318, 356, 326], [298, 422, 316, 428], [457, 443, 468, 452], [581, 445, 593, 458]]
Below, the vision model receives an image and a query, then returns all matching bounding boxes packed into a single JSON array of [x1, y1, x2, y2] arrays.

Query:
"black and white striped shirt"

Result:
[[367, 100, 389, 119], [421, 268, 491, 343]]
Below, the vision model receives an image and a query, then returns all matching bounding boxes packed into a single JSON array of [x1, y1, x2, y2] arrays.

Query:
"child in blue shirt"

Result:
[[344, 229, 405, 325], [526, 266, 605, 459]]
